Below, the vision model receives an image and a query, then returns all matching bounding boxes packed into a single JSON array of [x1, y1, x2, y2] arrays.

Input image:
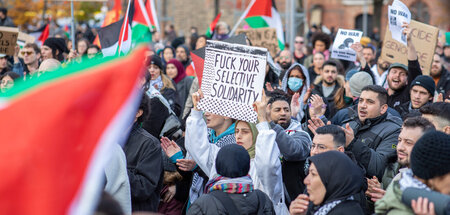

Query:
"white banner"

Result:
[[331, 29, 363, 61]]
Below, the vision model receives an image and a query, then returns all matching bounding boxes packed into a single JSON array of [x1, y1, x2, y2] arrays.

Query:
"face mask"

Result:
[[288, 77, 303, 92]]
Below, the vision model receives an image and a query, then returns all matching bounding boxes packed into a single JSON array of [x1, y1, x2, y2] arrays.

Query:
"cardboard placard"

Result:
[[197, 40, 267, 123], [236, 27, 279, 57], [0, 27, 19, 56], [17, 32, 36, 47], [331, 28, 363, 61], [381, 20, 439, 75]]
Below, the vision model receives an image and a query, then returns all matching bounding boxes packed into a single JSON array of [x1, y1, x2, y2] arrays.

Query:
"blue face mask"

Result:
[[288, 77, 303, 92]]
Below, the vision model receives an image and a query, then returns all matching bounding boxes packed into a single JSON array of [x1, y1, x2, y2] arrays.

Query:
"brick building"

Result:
[[160, 0, 449, 41]]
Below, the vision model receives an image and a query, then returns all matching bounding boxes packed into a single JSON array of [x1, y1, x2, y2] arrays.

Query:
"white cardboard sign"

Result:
[[331, 29, 363, 61], [198, 40, 267, 123]]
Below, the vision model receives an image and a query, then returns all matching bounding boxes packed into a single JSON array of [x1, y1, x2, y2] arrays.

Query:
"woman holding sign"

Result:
[[184, 90, 289, 214]]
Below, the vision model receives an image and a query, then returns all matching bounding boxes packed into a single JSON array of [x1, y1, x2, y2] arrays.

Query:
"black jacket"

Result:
[[123, 124, 164, 212], [187, 190, 275, 215], [342, 110, 402, 180], [387, 60, 422, 113], [436, 67, 450, 99], [311, 81, 342, 118], [306, 200, 364, 215]]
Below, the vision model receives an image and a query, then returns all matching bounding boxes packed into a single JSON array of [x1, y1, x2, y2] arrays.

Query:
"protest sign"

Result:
[[236, 27, 280, 57], [388, 0, 411, 46], [17, 32, 36, 48], [331, 29, 363, 61], [197, 40, 267, 123], [381, 20, 439, 75], [0, 27, 19, 56]]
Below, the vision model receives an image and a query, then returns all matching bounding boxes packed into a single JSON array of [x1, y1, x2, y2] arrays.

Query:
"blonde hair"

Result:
[[161, 74, 176, 91]]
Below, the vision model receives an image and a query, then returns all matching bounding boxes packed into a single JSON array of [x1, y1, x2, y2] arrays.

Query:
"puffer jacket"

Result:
[[342, 110, 402, 180], [187, 190, 275, 215]]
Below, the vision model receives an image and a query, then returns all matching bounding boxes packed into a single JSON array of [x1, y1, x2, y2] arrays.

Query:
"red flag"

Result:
[[38, 24, 50, 43], [0, 46, 148, 215], [206, 12, 221, 38]]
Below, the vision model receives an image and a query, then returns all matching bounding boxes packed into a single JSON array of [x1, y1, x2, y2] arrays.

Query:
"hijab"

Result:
[[308, 151, 364, 206], [166, 59, 186, 84], [235, 121, 258, 159]]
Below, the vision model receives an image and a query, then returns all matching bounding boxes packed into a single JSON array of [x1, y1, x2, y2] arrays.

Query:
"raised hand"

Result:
[[308, 94, 326, 118], [342, 123, 354, 147], [307, 118, 330, 136], [289, 194, 310, 215], [160, 136, 181, 158], [176, 159, 197, 171], [366, 176, 385, 202], [253, 90, 268, 122], [291, 92, 300, 118], [265, 82, 274, 92], [411, 197, 435, 215], [401, 22, 412, 42], [192, 89, 204, 111]]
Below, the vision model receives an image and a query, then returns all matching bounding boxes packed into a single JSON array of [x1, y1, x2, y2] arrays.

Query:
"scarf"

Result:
[[313, 196, 354, 215], [150, 75, 163, 91], [235, 121, 258, 159], [209, 123, 236, 144], [399, 169, 430, 191], [205, 175, 253, 194]]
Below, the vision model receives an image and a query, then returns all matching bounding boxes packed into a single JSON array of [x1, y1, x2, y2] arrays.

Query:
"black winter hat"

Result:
[[215, 144, 250, 178], [411, 75, 435, 96], [149, 55, 163, 70], [43, 37, 69, 54], [411, 131, 450, 180]]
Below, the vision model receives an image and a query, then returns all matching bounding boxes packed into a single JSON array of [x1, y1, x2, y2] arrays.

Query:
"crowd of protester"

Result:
[[1, 6, 450, 215]]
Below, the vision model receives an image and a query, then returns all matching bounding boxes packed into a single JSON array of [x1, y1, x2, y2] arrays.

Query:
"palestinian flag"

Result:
[[131, 0, 159, 47], [239, 0, 285, 50], [93, 0, 122, 48], [205, 12, 221, 38], [29, 23, 50, 46], [0, 46, 148, 215]]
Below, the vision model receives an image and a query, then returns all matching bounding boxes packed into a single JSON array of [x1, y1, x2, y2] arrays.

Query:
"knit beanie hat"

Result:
[[148, 55, 164, 70], [349, 72, 373, 97], [215, 144, 250, 178], [410, 75, 435, 96], [43, 37, 69, 54], [410, 131, 450, 180]]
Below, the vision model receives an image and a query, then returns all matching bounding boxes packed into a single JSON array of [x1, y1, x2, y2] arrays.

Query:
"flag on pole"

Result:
[[94, 0, 122, 48], [0, 46, 148, 215], [98, 18, 124, 57], [131, 0, 158, 47], [29, 23, 49, 46], [205, 12, 221, 38], [236, 0, 285, 50]]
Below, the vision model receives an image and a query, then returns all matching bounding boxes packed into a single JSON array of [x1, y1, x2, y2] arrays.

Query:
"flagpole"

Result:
[[150, 0, 160, 32], [228, 0, 255, 36], [71, 0, 76, 51], [118, 0, 132, 56]]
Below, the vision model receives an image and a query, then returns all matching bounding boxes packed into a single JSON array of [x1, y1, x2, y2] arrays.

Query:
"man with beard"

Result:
[[366, 117, 435, 203], [397, 76, 435, 119], [376, 58, 390, 88], [386, 24, 422, 113], [277, 50, 293, 80], [175, 45, 191, 69], [430, 53, 450, 99], [340, 85, 402, 180], [267, 90, 312, 203], [311, 60, 342, 118]]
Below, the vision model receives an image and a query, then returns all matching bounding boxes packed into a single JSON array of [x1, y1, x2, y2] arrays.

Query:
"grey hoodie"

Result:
[[281, 63, 311, 120], [270, 119, 311, 161]]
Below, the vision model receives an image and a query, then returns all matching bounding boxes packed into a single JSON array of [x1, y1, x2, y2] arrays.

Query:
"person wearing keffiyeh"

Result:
[[185, 90, 289, 214], [187, 144, 275, 215]]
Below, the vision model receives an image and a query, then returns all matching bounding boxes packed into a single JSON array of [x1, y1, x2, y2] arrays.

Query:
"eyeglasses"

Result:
[[20, 51, 34, 56], [295, 41, 304, 44]]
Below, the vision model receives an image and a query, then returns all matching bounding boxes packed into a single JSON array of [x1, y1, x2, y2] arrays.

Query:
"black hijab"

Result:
[[308, 151, 364, 205]]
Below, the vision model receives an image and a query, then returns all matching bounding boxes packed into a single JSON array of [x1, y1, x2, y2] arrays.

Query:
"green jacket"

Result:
[[375, 175, 413, 215]]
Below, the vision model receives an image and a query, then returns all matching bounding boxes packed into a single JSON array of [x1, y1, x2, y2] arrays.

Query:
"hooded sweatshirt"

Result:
[[281, 63, 311, 121]]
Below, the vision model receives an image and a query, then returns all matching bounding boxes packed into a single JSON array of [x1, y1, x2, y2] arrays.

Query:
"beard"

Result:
[[388, 79, 406, 91], [323, 78, 335, 86], [280, 62, 292, 70]]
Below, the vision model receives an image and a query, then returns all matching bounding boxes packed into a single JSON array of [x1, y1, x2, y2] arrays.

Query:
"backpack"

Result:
[[209, 190, 267, 215]]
